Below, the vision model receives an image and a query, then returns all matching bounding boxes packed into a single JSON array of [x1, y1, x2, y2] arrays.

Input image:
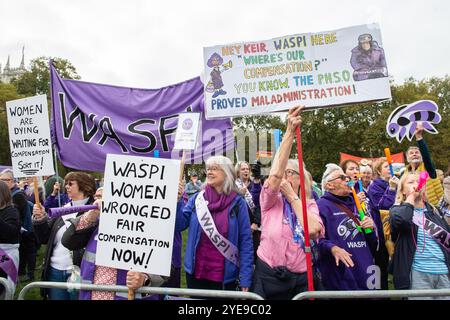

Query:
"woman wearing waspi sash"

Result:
[[175, 155, 253, 294], [390, 172, 450, 299], [0, 181, 20, 299], [251, 106, 325, 300]]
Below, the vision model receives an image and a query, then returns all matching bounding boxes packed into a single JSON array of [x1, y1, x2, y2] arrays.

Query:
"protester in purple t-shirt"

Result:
[[317, 164, 380, 290], [367, 158, 399, 290]]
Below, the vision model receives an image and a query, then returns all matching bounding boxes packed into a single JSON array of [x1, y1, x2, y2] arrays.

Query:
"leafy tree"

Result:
[[12, 56, 80, 97]]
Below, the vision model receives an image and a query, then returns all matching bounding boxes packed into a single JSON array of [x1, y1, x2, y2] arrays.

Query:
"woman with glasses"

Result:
[[32, 171, 96, 300], [316, 164, 379, 290], [175, 155, 253, 296], [251, 106, 324, 300], [235, 161, 262, 261]]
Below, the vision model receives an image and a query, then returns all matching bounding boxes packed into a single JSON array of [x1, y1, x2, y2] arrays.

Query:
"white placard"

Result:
[[203, 23, 391, 118], [96, 154, 181, 275], [173, 113, 201, 150], [6, 94, 55, 178]]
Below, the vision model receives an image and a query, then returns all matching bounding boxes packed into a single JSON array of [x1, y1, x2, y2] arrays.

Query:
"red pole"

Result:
[[295, 126, 315, 292]]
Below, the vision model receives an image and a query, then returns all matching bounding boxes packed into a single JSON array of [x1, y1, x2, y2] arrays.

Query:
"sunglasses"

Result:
[[328, 175, 351, 182]]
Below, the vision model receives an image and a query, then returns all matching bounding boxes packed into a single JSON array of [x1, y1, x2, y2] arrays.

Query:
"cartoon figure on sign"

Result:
[[386, 100, 442, 143], [206, 52, 232, 98], [337, 217, 360, 240], [350, 33, 388, 81]]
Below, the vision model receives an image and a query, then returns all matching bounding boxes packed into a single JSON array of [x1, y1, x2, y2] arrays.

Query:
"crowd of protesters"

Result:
[[1, 105, 449, 300]]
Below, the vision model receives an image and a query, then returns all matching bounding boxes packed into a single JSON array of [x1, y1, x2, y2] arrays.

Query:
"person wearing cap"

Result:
[[359, 164, 373, 192], [350, 33, 388, 81], [185, 172, 202, 199], [316, 163, 380, 290]]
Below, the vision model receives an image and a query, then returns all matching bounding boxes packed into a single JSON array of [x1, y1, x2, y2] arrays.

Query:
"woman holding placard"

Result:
[[176, 155, 254, 295], [251, 106, 324, 299], [61, 188, 169, 300], [32, 171, 96, 300]]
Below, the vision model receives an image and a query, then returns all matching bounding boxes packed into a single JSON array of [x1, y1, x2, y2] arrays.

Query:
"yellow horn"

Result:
[[222, 60, 233, 70]]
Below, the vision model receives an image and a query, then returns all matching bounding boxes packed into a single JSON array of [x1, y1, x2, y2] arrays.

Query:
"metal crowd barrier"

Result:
[[292, 289, 450, 300], [18, 281, 265, 300], [0, 277, 13, 300], [17, 281, 450, 300]]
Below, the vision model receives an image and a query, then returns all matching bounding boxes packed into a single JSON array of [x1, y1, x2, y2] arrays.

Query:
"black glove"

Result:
[[251, 160, 262, 179]]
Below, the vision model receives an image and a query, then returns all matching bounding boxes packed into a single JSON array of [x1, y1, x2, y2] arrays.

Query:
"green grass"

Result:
[[14, 244, 46, 300], [180, 230, 188, 288]]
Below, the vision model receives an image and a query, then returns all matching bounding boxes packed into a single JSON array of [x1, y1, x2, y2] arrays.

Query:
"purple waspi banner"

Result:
[[50, 63, 234, 172]]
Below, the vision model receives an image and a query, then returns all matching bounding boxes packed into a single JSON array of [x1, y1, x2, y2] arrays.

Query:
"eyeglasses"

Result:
[[328, 175, 351, 182], [285, 169, 299, 177], [0, 178, 12, 182], [65, 181, 76, 186], [206, 166, 221, 172]]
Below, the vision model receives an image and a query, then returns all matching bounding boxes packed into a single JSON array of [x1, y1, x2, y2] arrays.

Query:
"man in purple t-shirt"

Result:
[[316, 164, 380, 290]]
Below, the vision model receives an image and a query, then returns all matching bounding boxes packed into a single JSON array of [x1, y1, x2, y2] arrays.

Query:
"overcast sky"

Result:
[[1, 0, 449, 88]]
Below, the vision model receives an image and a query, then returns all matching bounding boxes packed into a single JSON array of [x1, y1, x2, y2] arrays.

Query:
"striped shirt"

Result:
[[412, 208, 448, 274]]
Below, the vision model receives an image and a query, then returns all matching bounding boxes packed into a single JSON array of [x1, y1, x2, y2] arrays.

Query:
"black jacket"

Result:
[[11, 186, 28, 228], [0, 205, 20, 244], [0, 205, 20, 281], [390, 202, 450, 289], [32, 197, 94, 298]]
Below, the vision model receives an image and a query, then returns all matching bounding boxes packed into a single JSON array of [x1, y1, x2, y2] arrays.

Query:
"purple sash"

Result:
[[412, 213, 450, 253], [0, 245, 19, 284]]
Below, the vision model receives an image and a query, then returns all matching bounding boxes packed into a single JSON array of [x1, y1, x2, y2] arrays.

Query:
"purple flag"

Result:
[[50, 63, 234, 172]]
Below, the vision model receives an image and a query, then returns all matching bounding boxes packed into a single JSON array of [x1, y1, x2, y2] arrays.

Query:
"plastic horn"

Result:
[[351, 187, 373, 234], [416, 171, 429, 191], [48, 205, 98, 219], [356, 173, 367, 212], [384, 148, 395, 177]]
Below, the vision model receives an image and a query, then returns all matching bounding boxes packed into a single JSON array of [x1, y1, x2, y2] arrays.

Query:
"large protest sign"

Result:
[[6, 95, 55, 178], [50, 63, 234, 172], [96, 154, 180, 275], [203, 23, 391, 118]]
